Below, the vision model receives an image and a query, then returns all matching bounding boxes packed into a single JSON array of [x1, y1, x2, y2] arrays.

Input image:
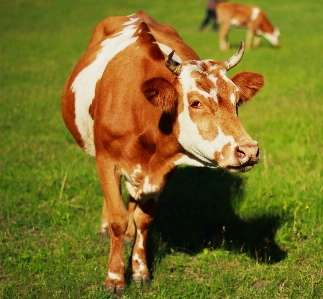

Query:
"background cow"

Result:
[[216, 3, 281, 50], [62, 10, 264, 296]]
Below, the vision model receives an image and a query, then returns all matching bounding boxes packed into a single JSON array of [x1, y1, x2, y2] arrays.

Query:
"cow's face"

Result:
[[263, 28, 281, 47], [143, 43, 264, 172], [164, 44, 264, 173], [175, 60, 263, 172]]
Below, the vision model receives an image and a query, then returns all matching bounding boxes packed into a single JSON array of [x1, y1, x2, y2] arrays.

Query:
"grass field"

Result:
[[1, 0, 322, 298]]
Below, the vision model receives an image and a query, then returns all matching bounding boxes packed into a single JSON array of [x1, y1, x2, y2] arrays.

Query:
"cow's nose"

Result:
[[235, 143, 260, 164]]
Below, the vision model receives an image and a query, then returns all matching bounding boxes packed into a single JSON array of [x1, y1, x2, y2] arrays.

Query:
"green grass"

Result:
[[1, 0, 322, 298]]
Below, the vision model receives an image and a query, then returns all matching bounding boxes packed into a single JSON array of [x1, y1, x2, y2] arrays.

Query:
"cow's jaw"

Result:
[[175, 60, 259, 173]]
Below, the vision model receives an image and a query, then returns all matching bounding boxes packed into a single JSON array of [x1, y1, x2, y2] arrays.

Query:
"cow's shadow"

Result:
[[147, 166, 286, 270]]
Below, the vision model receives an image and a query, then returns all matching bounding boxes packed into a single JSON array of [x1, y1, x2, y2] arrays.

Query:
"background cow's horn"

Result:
[[165, 50, 182, 76], [222, 41, 245, 71]]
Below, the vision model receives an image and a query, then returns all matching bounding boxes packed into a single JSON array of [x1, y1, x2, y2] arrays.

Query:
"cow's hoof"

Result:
[[102, 284, 125, 298], [133, 275, 151, 285]]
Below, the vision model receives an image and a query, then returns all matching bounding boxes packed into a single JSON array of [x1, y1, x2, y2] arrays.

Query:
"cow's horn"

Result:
[[165, 50, 182, 76], [222, 41, 245, 71]]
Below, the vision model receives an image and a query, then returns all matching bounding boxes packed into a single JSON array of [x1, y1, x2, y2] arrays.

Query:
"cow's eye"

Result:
[[236, 102, 241, 116], [191, 101, 202, 108]]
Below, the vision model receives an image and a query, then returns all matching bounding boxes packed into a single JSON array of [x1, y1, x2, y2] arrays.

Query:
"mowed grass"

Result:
[[1, 0, 322, 298]]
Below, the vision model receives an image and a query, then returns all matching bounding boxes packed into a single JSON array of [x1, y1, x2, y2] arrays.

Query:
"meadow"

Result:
[[1, 0, 322, 298]]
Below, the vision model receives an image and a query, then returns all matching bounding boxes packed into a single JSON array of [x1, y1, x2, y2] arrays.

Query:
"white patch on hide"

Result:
[[231, 18, 240, 26], [132, 253, 145, 276], [71, 21, 139, 157], [156, 42, 182, 62], [124, 17, 139, 26], [108, 271, 121, 280], [101, 221, 109, 234], [137, 229, 144, 249], [122, 166, 161, 200], [125, 181, 137, 199], [133, 176, 161, 200], [251, 7, 260, 21], [142, 176, 159, 194], [122, 165, 142, 198]]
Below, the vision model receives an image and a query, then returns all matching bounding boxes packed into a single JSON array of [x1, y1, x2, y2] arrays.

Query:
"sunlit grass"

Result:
[[1, 0, 322, 298]]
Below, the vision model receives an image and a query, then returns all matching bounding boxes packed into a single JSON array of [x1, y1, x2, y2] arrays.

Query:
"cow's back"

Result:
[[88, 11, 198, 60], [217, 3, 253, 26], [216, 3, 274, 32]]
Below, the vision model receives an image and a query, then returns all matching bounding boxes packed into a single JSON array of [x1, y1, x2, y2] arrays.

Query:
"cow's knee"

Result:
[[104, 202, 128, 238]]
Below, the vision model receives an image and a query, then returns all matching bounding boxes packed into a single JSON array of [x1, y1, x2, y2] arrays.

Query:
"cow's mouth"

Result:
[[226, 164, 255, 173]]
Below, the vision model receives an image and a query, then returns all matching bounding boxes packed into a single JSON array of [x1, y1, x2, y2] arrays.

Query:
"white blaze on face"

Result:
[[177, 62, 237, 166], [71, 17, 139, 157], [219, 69, 239, 105]]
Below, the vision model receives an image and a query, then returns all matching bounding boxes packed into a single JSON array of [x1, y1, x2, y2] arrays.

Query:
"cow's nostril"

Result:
[[256, 148, 260, 158], [236, 143, 259, 164], [236, 148, 246, 160]]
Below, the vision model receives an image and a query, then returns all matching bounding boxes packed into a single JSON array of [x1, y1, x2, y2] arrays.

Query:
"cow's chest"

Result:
[[121, 165, 163, 201]]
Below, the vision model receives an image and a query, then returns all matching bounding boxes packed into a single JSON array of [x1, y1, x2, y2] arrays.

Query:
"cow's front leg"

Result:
[[245, 28, 254, 50], [101, 197, 137, 246], [132, 196, 159, 284], [96, 155, 128, 296]]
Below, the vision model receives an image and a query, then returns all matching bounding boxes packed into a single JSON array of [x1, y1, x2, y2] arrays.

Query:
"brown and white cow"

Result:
[[62, 10, 264, 296], [216, 3, 280, 51]]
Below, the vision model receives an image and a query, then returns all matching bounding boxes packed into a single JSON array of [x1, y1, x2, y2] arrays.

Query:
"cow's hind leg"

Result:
[[96, 155, 128, 296], [252, 35, 261, 48], [131, 196, 159, 285]]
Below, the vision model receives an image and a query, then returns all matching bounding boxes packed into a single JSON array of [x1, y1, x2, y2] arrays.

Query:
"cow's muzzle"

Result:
[[227, 143, 260, 173]]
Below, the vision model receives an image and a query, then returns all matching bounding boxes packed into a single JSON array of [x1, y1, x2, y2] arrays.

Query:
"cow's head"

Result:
[[143, 41, 264, 173], [263, 28, 281, 47]]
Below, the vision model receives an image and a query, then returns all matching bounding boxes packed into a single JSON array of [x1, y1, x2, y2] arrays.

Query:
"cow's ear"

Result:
[[231, 72, 264, 104], [141, 77, 178, 116]]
